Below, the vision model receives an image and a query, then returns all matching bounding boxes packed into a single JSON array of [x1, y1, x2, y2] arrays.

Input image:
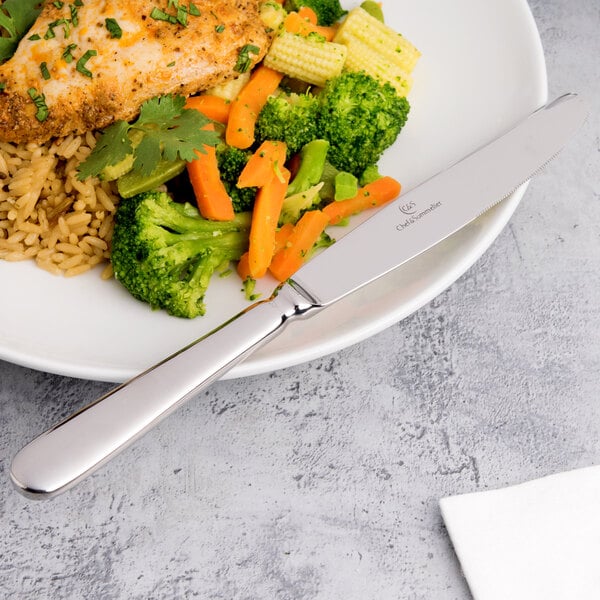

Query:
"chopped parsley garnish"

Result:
[[77, 94, 220, 180], [0, 82, 6, 92], [69, 4, 79, 27], [62, 43, 77, 63], [215, 24, 225, 33], [150, 1, 200, 27], [27, 87, 49, 122], [53, 1, 65, 8], [44, 18, 72, 40], [150, 8, 177, 24], [105, 17, 122, 39], [40, 61, 51, 80], [234, 44, 260, 74], [76, 49, 97, 77], [0, 0, 44, 63], [28, 33, 41, 41]]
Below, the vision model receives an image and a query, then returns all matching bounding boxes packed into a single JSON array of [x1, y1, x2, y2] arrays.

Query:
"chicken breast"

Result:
[[0, 0, 270, 144]]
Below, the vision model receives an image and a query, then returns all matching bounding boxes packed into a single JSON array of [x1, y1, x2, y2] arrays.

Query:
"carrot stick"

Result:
[[187, 124, 235, 221], [237, 221, 294, 281], [248, 168, 291, 278], [226, 66, 284, 149], [297, 6, 318, 24], [237, 252, 252, 281], [237, 140, 287, 188], [274, 222, 295, 253], [269, 210, 330, 281], [185, 95, 230, 124], [284, 12, 337, 40], [322, 176, 401, 225]]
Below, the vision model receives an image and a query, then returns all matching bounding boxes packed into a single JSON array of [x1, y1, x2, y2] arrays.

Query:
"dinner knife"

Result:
[[10, 93, 587, 500]]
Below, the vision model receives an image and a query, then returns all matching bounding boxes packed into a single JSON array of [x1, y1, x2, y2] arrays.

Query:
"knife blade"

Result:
[[10, 94, 588, 499]]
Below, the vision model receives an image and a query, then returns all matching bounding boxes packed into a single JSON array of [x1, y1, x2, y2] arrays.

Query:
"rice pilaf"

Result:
[[0, 132, 118, 278]]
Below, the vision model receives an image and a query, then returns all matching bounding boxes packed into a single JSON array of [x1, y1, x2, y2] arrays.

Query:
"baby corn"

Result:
[[263, 32, 347, 88], [342, 37, 413, 96], [334, 7, 421, 95]]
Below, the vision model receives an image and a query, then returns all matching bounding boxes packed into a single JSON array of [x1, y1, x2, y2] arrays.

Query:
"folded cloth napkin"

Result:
[[440, 465, 600, 600]]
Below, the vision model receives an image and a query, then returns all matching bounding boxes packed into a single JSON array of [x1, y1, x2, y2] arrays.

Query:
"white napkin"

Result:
[[440, 465, 600, 600]]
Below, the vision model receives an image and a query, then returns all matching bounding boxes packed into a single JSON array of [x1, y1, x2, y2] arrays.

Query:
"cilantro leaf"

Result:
[[131, 95, 218, 176], [76, 121, 132, 180], [162, 109, 221, 162], [137, 94, 186, 124], [131, 134, 163, 177], [77, 94, 220, 181], [0, 0, 43, 63]]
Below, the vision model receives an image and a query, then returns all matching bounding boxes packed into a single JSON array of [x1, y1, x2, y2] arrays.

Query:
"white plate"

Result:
[[0, 0, 547, 383]]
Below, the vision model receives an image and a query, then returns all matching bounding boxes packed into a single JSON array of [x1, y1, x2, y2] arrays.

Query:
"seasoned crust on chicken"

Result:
[[0, 0, 270, 144]]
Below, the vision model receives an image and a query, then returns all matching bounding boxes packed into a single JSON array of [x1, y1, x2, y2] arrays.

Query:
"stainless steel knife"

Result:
[[10, 94, 588, 499]]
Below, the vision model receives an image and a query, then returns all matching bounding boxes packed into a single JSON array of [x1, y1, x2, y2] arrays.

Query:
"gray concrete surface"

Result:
[[1, 1, 599, 598]]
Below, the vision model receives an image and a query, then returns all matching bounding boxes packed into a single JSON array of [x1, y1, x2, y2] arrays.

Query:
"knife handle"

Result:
[[10, 284, 317, 500]]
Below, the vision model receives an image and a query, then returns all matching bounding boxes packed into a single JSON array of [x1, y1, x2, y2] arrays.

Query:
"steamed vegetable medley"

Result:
[[83, 0, 421, 318]]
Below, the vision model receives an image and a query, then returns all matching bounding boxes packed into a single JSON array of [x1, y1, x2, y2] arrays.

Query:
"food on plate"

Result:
[[110, 190, 251, 318], [0, 1, 43, 65], [0, 0, 270, 144], [0, 0, 268, 277], [0, 130, 119, 277], [282, 0, 347, 26], [0, 0, 420, 317], [255, 90, 320, 157], [316, 70, 410, 176]]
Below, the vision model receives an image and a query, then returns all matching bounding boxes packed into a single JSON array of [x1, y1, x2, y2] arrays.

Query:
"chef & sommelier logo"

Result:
[[396, 200, 442, 230]]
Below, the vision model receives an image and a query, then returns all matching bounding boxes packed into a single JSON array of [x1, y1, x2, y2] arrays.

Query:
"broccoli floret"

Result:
[[359, 163, 382, 186], [255, 92, 320, 157], [111, 191, 251, 318], [215, 144, 256, 212], [283, 0, 346, 26], [317, 71, 410, 177]]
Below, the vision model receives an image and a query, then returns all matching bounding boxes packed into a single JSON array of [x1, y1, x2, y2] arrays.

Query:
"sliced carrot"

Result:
[[237, 222, 294, 281], [318, 26, 337, 41], [226, 66, 284, 149], [248, 167, 291, 278], [237, 252, 252, 281], [187, 123, 234, 221], [322, 176, 402, 225], [274, 222, 295, 253], [297, 6, 318, 24], [237, 140, 287, 188], [283, 11, 337, 41], [269, 210, 330, 281], [185, 95, 230, 124]]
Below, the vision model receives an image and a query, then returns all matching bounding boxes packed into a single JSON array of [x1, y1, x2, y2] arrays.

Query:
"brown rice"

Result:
[[0, 131, 119, 278]]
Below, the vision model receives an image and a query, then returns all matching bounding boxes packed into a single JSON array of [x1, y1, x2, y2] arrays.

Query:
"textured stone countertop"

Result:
[[1, 1, 599, 598]]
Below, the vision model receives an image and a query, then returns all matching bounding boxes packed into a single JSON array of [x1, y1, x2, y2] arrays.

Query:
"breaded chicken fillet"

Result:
[[0, 0, 270, 144]]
